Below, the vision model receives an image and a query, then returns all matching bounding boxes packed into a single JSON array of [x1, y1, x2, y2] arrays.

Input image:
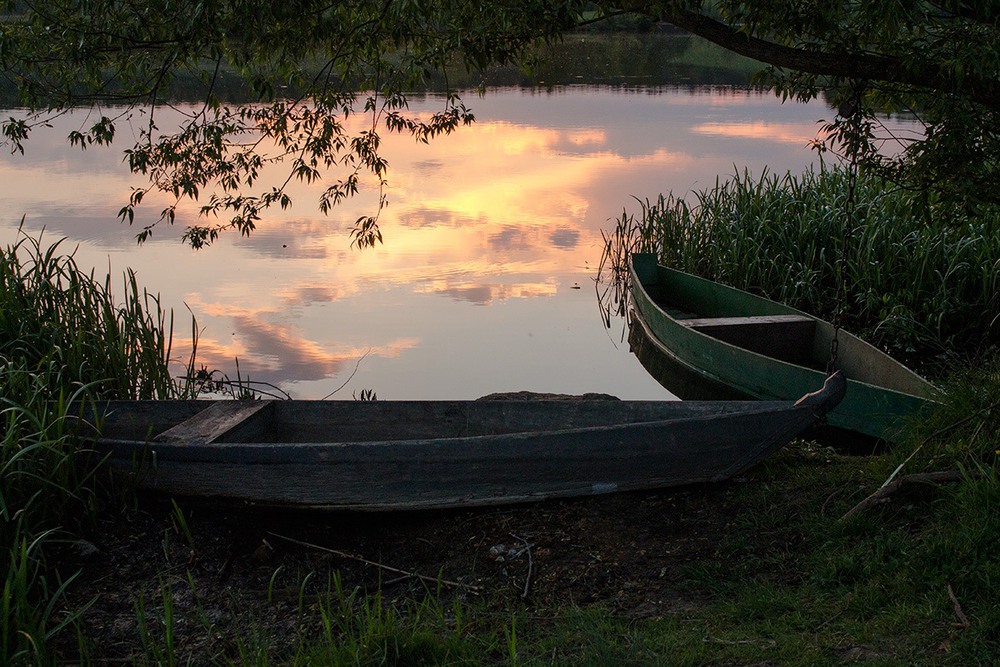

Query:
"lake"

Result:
[[0, 38, 860, 400]]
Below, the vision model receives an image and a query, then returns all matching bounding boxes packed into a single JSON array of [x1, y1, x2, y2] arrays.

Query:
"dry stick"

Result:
[[821, 487, 844, 517], [840, 470, 971, 521], [947, 584, 971, 628], [882, 407, 985, 488], [319, 348, 371, 400], [511, 533, 534, 600], [268, 532, 481, 594], [704, 636, 777, 647], [382, 575, 412, 588], [840, 400, 1000, 522], [812, 593, 854, 633]]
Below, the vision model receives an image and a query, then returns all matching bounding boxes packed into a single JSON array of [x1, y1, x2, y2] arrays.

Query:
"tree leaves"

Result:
[[1, 0, 997, 245], [653, 0, 1000, 213], [0, 0, 523, 247]]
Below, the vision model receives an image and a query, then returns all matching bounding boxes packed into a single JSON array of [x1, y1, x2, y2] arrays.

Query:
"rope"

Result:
[[827, 82, 863, 375]]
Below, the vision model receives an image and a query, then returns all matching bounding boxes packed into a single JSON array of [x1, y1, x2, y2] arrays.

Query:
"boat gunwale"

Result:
[[90, 395, 830, 455]]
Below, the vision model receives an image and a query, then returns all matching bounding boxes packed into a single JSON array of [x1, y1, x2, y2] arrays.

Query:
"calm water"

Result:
[[2, 85, 843, 399]]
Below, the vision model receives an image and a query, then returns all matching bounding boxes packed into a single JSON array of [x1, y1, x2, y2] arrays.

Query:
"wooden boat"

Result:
[[629, 252, 939, 441], [76, 376, 844, 511]]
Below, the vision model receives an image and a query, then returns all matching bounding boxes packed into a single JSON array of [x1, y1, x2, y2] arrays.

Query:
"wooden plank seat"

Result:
[[679, 314, 817, 364], [153, 401, 274, 444]]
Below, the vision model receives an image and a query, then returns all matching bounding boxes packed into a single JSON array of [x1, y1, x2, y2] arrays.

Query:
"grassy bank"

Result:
[[3, 224, 998, 663], [1, 230, 185, 663], [607, 166, 1000, 359], [54, 358, 1000, 664]]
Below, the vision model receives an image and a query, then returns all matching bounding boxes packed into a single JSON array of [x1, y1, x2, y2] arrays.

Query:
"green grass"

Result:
[[0, 230, 183, 400], [108, 354, 998, 665], [606, 166, 1000, 358], [1, 229, 188, 664], [128, 570, 504, 666], [508, 370, 997, 665], [588, 164, 1000, 664], [4, 220, 998, 664], [1, 365, 97, 664]]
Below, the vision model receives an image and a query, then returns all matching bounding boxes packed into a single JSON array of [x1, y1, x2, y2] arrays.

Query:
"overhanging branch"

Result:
[[655, 7, 1000, 113]]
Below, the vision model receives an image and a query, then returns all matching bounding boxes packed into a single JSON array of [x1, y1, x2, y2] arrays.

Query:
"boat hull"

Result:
[[629, 253, 938, 441], [77, 380, 844, 510]]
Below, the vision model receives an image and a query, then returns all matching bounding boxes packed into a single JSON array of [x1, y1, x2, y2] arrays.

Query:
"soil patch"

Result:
[[62, 480, 759, 661]]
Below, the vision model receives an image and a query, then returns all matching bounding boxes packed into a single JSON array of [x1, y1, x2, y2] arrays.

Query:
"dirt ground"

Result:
[[61, 479, 749, 661]]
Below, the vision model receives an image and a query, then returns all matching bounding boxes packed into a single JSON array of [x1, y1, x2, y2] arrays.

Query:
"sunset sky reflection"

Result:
[[0, 87, 910, 399]]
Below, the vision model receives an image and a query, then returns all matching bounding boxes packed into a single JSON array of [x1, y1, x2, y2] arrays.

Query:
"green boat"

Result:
[[629, 253, 940, 442]]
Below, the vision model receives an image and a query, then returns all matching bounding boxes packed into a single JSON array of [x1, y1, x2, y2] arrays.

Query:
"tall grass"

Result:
[[297, 574, 482, 665], [1, 229, 186, 663], [1, 231, 181, 400], [1, 364, 94, 664], [608, 166, 1000, 357]]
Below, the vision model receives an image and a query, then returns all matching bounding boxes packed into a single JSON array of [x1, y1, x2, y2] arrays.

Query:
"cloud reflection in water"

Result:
[[0, 87, 888, 398]]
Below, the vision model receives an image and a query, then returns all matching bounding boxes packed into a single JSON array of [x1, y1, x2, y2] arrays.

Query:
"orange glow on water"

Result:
[[691, 121, 823, 145]]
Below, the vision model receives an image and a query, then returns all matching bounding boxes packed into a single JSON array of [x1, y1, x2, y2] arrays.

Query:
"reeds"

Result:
[[1, 229, 185, 663], [607, 166, 1000, 357], [0, 231, 180, 400]]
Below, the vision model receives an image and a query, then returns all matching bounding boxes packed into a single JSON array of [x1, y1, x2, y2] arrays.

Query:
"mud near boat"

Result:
[[60, 475, 768, 660]]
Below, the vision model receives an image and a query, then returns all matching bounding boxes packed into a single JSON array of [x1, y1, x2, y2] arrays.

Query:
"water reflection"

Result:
[[692, 121, 827, 144], [1, 86, 858, 398]]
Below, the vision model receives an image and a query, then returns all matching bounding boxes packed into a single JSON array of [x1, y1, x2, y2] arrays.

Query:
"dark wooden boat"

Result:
[[77, 375, 844, 511], [629, 253, 939, 441]]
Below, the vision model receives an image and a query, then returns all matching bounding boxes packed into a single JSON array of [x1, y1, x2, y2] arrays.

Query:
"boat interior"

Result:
[[657, 297, 821, 367]]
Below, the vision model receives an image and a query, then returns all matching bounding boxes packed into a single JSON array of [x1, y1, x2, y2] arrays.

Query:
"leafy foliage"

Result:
[[0, 0, 580, 246], [751, 0, 1000, 212], [2, 1, 997, 245], [632, 1, 1000, 211]]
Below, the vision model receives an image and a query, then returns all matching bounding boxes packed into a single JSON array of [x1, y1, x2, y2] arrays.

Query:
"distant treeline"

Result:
[[0, 31, 762, 108]]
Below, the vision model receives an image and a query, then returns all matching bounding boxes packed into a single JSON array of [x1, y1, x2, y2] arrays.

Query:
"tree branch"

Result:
[[840, 470, 977, 521], [657, 7, 1000, 112]]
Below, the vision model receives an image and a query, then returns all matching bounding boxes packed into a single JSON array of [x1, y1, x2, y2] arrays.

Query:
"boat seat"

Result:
[[680, 314, 817, 364], [665, 306, 700, 321], [154, 401, 275, 444]]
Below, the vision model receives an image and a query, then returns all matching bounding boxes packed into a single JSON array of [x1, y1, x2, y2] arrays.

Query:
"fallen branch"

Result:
[[511, 533, 534, 600], [267, 532, 481, 593], [704, 636, 776, 647], [840, 398, 999, 522], [947, 584, 971, 628], [840, 470, 969, 521], [879, 403, 992, 490], [319, 348, 371, 399]]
